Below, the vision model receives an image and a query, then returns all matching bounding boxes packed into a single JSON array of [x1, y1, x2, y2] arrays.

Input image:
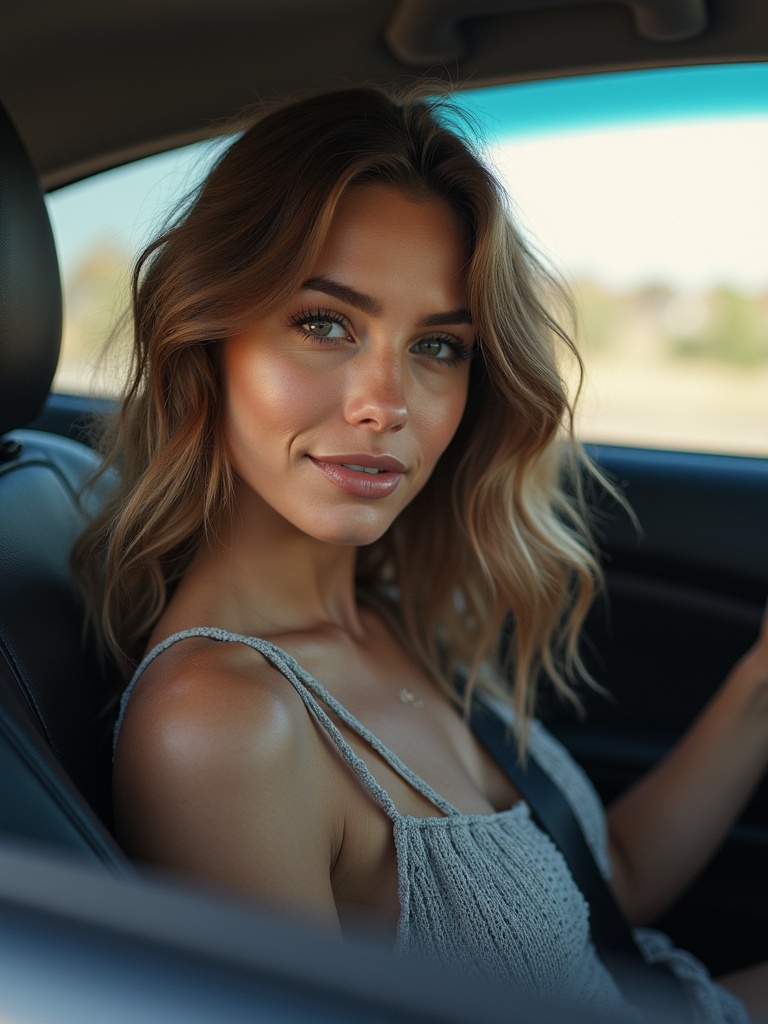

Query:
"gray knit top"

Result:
[[114, 628, 750, 1024]]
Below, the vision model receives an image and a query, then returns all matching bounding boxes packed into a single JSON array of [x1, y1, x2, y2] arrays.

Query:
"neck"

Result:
[[180, 483, 367, 640]]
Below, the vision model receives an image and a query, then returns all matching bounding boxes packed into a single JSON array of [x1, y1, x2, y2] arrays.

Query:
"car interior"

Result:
[[0, 0, 767, 1019]]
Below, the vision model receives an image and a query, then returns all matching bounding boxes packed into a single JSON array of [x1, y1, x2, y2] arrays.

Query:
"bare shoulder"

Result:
[[116, 636, 315, 773], [113, 636, 340, 926]]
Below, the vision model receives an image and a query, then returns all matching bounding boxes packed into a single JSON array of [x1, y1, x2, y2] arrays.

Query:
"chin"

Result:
[[306, 511, 395, 548]]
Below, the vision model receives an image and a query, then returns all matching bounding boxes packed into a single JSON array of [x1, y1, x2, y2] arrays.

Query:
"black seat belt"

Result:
[[470, 695, 692, 1022]]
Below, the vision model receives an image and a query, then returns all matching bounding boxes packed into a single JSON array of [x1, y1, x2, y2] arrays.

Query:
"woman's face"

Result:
[[221, 183, 475, 548]]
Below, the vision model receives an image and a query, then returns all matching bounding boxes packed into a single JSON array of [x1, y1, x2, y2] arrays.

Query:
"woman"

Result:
[[75, 85, 768, 1021]]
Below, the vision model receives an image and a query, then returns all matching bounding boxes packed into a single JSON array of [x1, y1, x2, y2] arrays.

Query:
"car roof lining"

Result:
[[0, 0, 766, 187]]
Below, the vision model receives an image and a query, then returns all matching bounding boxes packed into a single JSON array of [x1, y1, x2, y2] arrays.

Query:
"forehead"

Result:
[[312, 184, 470, 306]]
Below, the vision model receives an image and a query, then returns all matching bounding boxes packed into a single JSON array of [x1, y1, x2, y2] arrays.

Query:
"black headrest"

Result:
[[0, 101, 62, 437]]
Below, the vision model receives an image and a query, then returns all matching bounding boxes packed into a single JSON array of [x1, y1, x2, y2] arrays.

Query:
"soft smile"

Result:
[[308, 454, 406, 499]]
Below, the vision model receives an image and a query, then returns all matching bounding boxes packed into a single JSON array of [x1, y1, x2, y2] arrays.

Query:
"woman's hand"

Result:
[[728, 600, 768, 695], [606, 600, 768, 927]]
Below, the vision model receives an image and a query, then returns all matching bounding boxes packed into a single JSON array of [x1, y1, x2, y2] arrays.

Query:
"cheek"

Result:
[[223, 343, 322, 447], [419, 378, 470, 461]]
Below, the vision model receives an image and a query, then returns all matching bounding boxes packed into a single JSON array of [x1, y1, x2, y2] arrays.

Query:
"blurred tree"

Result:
[[671, 287, 768, 367], [574, 280, 623, 353], [58, 241, 133, 391]]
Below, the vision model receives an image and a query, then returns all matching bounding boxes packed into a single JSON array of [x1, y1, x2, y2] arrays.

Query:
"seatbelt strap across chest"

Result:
[[469, 696, 692, 1022]]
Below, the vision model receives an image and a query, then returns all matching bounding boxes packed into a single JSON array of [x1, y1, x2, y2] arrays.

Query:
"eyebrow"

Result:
[[302, 276, 382, 316], [301, 275, 472, 328]]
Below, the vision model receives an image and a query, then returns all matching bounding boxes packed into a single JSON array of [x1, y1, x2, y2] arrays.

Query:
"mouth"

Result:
[[312, 452, 407, 473], [338, 462, 392, 475], [308, 454, 406, 499]]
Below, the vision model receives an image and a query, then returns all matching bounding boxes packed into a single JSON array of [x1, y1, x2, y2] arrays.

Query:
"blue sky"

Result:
[[456, 63, 768, 138]]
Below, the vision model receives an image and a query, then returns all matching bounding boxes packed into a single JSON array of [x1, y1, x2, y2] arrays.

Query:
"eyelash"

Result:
[[287, 308, 474, 365]]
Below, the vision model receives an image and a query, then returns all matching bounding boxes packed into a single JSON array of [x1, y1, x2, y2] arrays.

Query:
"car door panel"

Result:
[[543, 445, 768, 973]]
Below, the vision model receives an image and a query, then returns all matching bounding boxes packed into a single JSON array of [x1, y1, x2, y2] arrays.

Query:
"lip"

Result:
[[308, 453, 406, 499]]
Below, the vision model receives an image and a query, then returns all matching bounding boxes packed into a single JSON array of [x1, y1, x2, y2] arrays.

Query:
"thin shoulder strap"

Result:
[[114, 628, 456, 819], [275, 644, 459, 817]]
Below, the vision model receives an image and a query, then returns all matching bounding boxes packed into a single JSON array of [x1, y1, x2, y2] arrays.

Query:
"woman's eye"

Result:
[[415, 339, 445, 357], [288, 310, 351, 341], [303, 319, 347, 339], [413, 337, 466, 362]]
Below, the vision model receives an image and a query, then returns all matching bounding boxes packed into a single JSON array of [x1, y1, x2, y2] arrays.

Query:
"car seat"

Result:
[[0, 98, 127, 870]]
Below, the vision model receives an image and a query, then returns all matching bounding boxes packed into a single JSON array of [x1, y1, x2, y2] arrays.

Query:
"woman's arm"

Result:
[[606, 603, 768, 926], [113, 640, 342, 930]]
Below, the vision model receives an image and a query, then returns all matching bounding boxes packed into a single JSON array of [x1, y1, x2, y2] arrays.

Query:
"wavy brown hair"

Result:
[[73, 83, 609, 730]]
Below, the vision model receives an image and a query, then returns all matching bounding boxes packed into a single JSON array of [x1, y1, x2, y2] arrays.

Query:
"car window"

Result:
[[46, 140, 228, 396], [47, 64, 768, 456]]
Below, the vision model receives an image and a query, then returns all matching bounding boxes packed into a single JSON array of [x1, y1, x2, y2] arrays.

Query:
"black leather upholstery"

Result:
[[0, 97, 128, 870], [0, 103, 61, 437]]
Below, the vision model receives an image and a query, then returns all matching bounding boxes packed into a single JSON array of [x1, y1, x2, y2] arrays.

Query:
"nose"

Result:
[[343, 346, 408, 433]]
